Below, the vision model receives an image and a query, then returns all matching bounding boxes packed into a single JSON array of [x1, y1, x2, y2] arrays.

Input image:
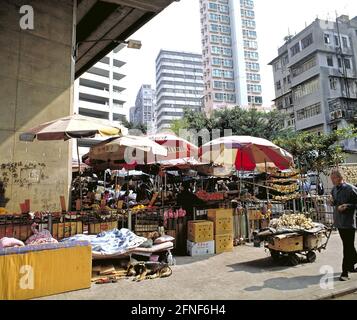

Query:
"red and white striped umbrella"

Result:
[[200, 136, 294, 172]]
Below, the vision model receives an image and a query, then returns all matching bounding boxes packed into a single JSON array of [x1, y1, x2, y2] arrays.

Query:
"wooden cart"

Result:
[[265, 228, 332, 266]]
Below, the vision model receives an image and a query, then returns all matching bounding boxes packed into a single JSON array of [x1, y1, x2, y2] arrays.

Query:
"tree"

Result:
[[122, 119, 147, 135], [182, 106, 290, 141], [170, 118, 188, 136], [274, 127, 355, 175]]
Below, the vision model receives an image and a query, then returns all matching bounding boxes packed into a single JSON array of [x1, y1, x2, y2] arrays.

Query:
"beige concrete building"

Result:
[[0, 0, 176, 212]]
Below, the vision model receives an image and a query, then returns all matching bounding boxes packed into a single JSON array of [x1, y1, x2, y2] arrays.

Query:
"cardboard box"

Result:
[[268, 234, 303, 252], [215, 233, 234, 254], [207, 209, 233, 235], [187, 240, 215, 256], [187, 220, 214, 242]]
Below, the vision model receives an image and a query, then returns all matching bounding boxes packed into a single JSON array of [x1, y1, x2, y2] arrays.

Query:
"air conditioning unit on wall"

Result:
[[335, 110, 343, 119]]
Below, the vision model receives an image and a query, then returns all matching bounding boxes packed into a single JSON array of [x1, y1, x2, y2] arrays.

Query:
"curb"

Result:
[[316, 285, 357, 300]]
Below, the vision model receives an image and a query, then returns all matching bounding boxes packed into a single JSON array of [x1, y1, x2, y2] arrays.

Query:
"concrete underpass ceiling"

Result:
[[75, 0, 178, 79]]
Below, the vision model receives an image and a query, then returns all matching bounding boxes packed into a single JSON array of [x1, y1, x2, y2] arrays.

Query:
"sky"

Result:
[[118, 0, 357, 116]]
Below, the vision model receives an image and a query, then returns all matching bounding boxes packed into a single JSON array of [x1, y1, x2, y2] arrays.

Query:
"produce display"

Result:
[[340, 166, 357, 185], [273, 192, 301, 201], [0, 208, 7, 215], [196, 190, 224, 201], [270, 169, 300, 178], [270, 213, 314, 230], [270, 184, 298, 194]]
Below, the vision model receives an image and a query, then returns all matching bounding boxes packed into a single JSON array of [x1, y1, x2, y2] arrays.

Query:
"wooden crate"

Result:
[[207, 209, 233, 235], [187, 220, 214, 242], [215, 233, 233, 254], [267, 233, 303, 252]]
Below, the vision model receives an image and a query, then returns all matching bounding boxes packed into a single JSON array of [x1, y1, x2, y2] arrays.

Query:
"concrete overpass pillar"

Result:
[[0, 0, 76, 212]]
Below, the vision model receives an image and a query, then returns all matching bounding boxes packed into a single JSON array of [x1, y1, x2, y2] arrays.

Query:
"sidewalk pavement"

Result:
[[39, 231, 357, 300]]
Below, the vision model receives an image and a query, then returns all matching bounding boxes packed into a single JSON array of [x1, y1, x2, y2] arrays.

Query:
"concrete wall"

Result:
[[0, 0, 76, 212]]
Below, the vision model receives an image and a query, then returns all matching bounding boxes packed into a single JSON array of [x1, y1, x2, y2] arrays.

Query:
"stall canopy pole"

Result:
[[77, 138, 82, 210]]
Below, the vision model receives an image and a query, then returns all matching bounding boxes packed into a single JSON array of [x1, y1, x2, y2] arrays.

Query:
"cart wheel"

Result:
[[270, 250, 281, 262], [306, 251, 317, 263], [288, 254, 300, 266]]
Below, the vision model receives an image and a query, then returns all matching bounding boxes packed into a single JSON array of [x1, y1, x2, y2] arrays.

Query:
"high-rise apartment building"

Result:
[[132, 85, 156, 131], [200, 0, 263, 115], [74, 45, 127, 156], [270, 15, 357, 153], [155, 50, 204, 132]]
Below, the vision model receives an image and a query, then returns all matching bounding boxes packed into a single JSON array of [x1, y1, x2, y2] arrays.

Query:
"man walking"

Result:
[[330, 169, 357, 281]]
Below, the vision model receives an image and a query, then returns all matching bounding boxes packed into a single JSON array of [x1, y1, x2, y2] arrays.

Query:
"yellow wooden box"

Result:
[[187, 220, 214, 242], [268, 234, 303, 252], [207, 209, 233, 235], [0, 245, 92, 300], [215, 233, 233, 254]]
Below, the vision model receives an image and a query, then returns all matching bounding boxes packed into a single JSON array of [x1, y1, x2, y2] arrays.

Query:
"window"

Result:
[[282, 55, 289, 66], [246, 62, 260, 71], [324, 34, 331, 44], [327, 56, 334, 67], [213, 69, 223, 77], [208, 2, 218, 10], [287, 75, 291, 84], [290, 42, 300, 57], [293, 77, 320, 100], [330, 78, 337, 90], [209, 13, 219, 21], [296, 103, 321, 121], [210, 24, 219, 32], [338, 58, 342, 68], [242, 19, 256, 29], [334, 35, 339, 46], [344, 58, 351, 69], [247, 73, 261, 82], [223, 48, 232, 56], [219, 4, 229, 13], [274, 60, 281, 71], [291, 56, 317, 77], [276, 81, 281, 90], [213, 81, 223, 89], [212, 57, 221, 66], [342, 36, 349, 48], [245, 51, 258, 60], [301, 33, 313, 49], [223, 70, 234, 79], [225, 82, 235, 90], [223, 59, 233, 68], [247, 84, 262, 93]]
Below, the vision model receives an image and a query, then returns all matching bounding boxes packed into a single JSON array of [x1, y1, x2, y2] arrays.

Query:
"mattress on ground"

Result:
[[92, 241, 174, 260]]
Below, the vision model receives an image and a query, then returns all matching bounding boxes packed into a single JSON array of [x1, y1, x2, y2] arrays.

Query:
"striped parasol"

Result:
[[200, 136, 294, 172]]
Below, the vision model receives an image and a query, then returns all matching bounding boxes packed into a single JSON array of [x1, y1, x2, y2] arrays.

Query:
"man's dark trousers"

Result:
[[338, 229, 357, 273]]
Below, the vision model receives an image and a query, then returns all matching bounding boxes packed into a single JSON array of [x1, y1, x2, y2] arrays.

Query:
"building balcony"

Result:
[[79, 85, 110, 99], [78, 100, 109, 112], [81, 72, 110, 85]]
